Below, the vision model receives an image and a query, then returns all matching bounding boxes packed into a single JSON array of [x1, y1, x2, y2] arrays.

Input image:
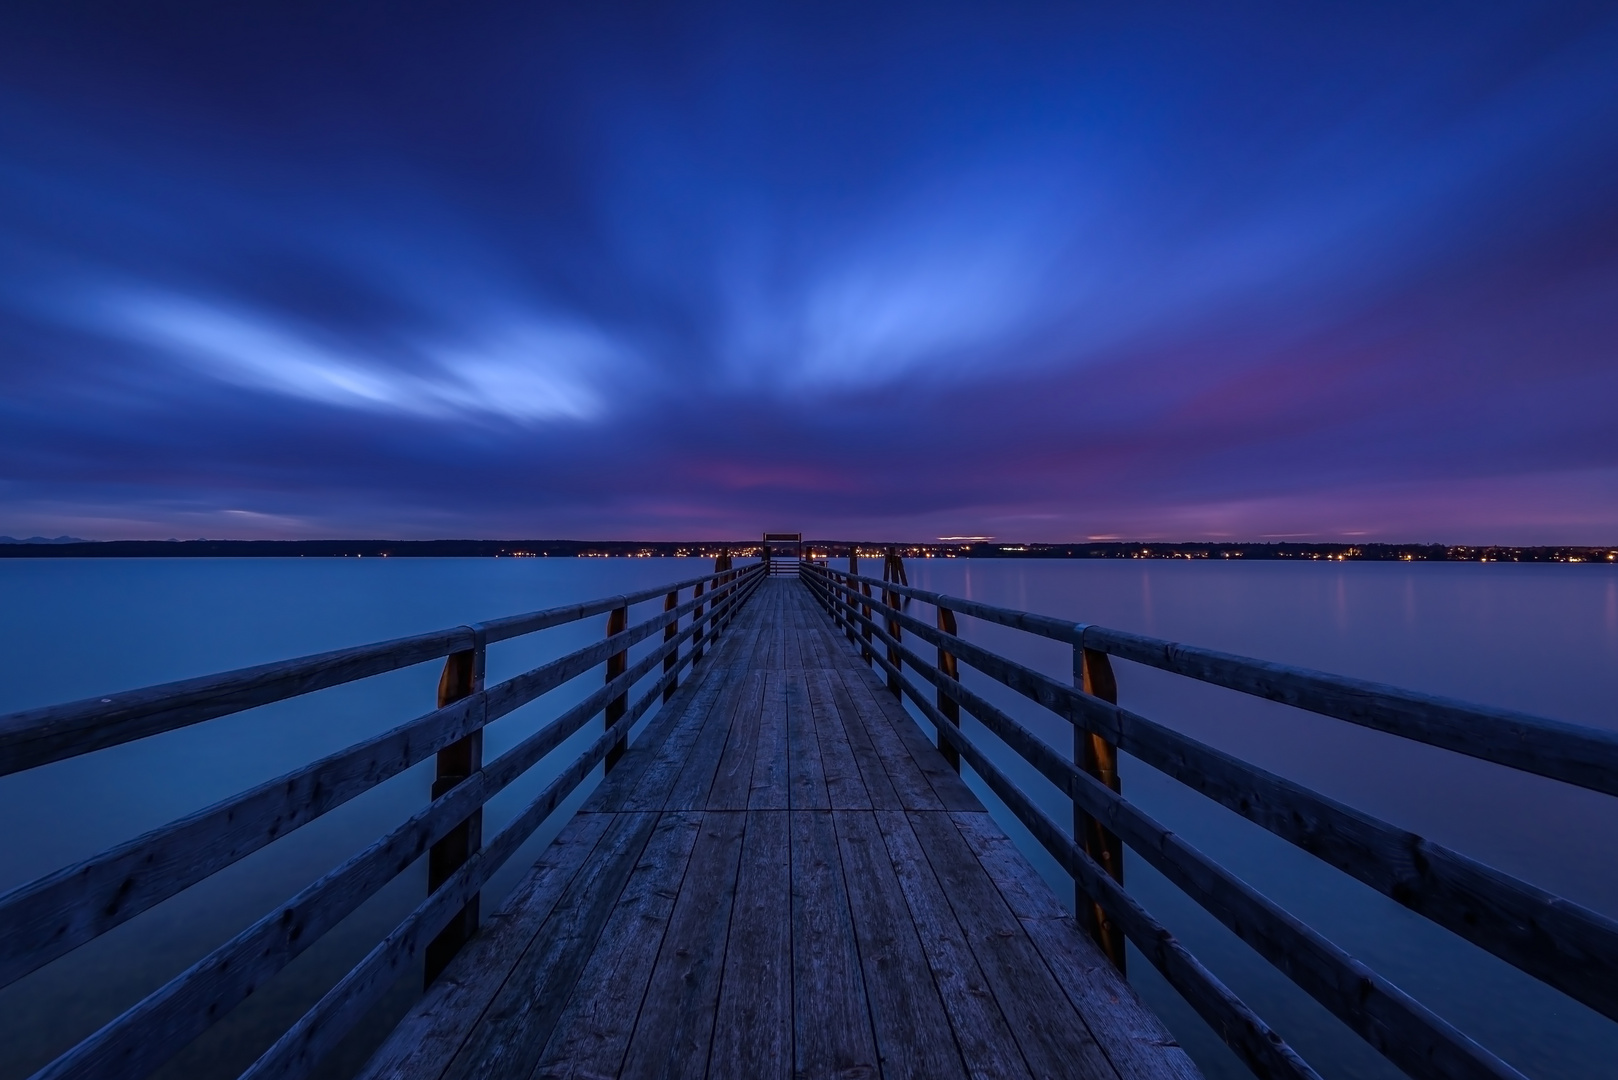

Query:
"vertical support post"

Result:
[[604, 604, 629, 772], [712, 551, 731, 633], [860, 581, 874, 664], [1073, 633, 1126, 973], [691, 581, 706, 663], [882, 547, 905, 698], [936, 606, 961, 771], [425, 626, 486, 987], [845, 552, 859, 643], [662, 588, 680, 701]]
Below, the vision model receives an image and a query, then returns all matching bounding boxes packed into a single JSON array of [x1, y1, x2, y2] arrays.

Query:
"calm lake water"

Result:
[[1, 557, 1614, 1080]]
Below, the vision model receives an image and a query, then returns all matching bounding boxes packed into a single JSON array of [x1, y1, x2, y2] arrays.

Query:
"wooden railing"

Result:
[[0, 560, 765, 1080], [801, 561, 1618, 1080]]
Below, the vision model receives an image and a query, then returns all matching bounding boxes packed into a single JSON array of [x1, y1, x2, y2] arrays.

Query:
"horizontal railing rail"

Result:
[[0, 568, 745, 778], [801, 561, 1616, 1080], [811, 568, 1618, 798], [0, 560, 765, 1080]]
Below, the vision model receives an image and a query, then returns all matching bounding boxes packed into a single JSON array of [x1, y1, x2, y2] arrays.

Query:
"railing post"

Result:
[[936, 606, 962, 772], [712, 551, 731, 633], [662, 588, 680, 701], [604, 604, 629, 771], [845, 552, 859, 643], [1074, 628, 1127, 972], [882, 546, 906, 697], [860, 580, 874, 664], [425, 624, 486, 987], [691, 581, 706, 663]]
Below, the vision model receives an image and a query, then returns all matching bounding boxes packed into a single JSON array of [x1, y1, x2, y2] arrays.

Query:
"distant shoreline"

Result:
[[0, 539, 1612, 563]]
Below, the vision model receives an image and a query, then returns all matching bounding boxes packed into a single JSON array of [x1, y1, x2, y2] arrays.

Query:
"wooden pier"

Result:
[[2, 546, 1615, 1080], [361, 578, 1195, 1080]]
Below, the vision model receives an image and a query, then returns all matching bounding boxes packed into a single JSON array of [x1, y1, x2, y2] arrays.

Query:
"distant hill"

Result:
[[0, 535, 89, 544]]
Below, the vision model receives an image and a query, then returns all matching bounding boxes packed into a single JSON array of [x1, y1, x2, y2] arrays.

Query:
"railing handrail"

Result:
[[801, 560, 1617, 1080], [815, 565, 1618, 798], [5, 560, 767, 1080], [0, 563, 754, 778]]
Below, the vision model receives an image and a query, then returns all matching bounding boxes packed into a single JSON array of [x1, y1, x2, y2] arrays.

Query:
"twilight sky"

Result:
[[3, 4, 1617, 543]]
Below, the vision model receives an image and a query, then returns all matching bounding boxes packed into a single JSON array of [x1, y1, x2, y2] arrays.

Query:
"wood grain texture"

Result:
[[906, 808, 1121, 1080], [791, 809, 880, 1080], [807, 669, 871, 811], [437, 811, 661, 1080], [708, 810, 793, 1080], [749, 671, 791, 809], [785, 672, 831, 811], [356, 813, 614, 1080], [872, 810, 1033, 1080], [619, 811, 747, 1080], [951, 811, 1202, 1080], [834, 810, 966, 1080], [532, 812, 703, 1078]]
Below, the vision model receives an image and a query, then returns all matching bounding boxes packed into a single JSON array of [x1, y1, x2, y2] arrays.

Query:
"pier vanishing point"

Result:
[[3, 535, 1617, 1080]]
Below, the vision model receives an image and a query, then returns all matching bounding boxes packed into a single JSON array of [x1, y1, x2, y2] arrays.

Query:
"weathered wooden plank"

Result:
[[853, 665, 982, 813], [786, 673, 831, 811], [438, 811, 660, 1080], [926, 706, 1322, 1080], [834, 667, 947, 812], [619, 811, 747, 1079], [807, 670, 871, 811], [532, 811, 704, 1078], [355, 812, 614, 1080], [707, 672, 768, 810], [905, 808, 1122, 1080], [0, 626, 473, 778], [872, 811, 1034, 1080], [950, 811, 1202, 1080], [824, 671, 905, 811], [709, 810, 793, 1080], [663, 660, 759, 812], [588, 619, 755, 814], [750, 671, 791, 810], [834, 810, 967, 1080], [792, 810, 880, 1080]]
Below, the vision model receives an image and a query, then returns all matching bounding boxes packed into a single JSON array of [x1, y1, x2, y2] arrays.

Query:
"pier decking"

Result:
[[360, 579, 1197, 1080]]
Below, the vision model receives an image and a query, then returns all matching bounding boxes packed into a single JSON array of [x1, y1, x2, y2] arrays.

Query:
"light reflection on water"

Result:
[[0, 557, 1614, 1080]]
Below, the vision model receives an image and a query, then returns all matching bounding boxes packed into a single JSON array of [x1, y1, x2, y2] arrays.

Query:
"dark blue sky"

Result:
[[3, 3, 1617, 542]]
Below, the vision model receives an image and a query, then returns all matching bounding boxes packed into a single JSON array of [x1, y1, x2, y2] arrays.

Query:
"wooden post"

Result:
[[662, 589, 680, 701], [424, 626, 485, 987], [860, 581, 874, 664], [604, 605, 629, 771], [712, 551, 730, 632], [936, 606, 962, 771], [882, 547, 905, 697], [845, 552, 859, 643], [1074, 634, 1127, 972], [691, 581, 706, 663]]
